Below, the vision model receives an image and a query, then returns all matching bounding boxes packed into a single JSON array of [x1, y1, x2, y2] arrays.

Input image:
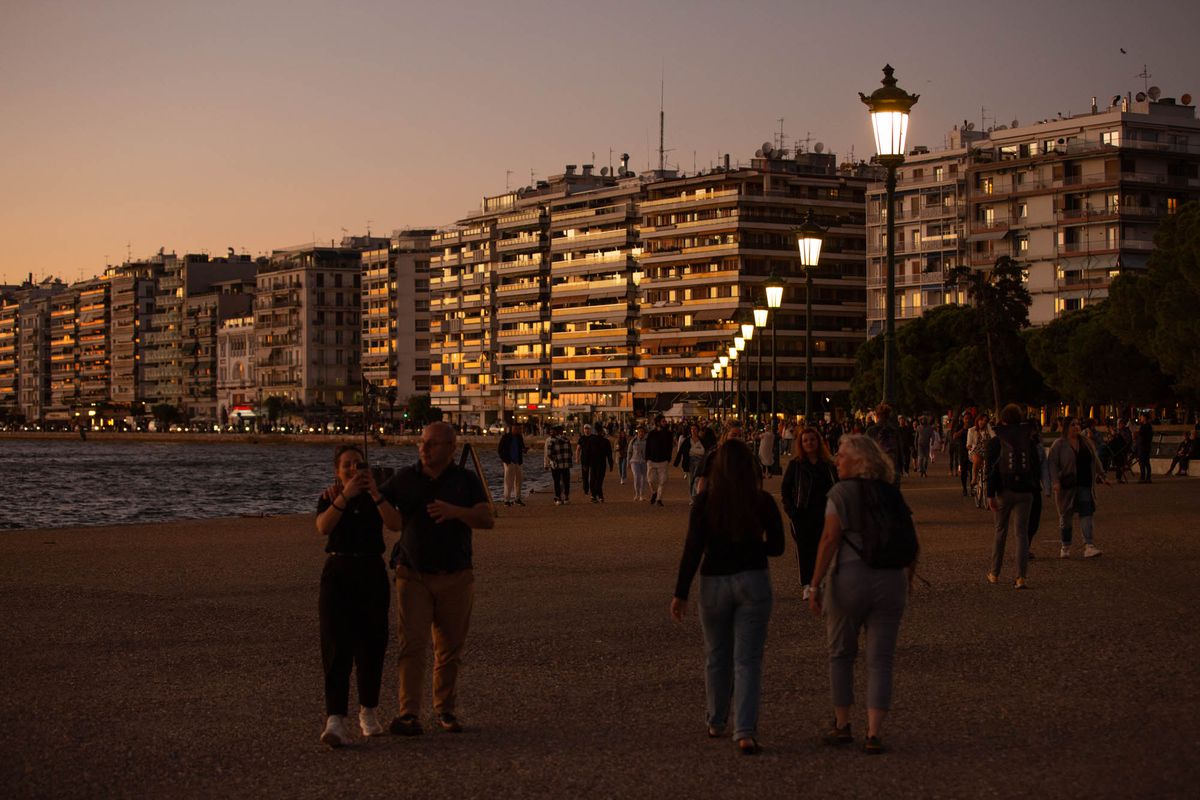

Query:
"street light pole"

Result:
[[753, 306, 767, 427], [765, 273, 784, 429], [861, 64, 918, 407], [794, 210, 826, 422]]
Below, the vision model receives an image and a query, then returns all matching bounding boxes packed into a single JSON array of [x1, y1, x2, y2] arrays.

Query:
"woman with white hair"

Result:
[[808, 434, 918, 755]]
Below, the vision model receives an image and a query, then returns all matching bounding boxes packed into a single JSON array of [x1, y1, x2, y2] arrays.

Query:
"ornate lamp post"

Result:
[[753, 306, 767, 425], [734, 335, 747, 422], [861, 64, 918, 406], [765, 272, 784, 427], [795, 210, 826, 422], [728, 345, 739, 421]]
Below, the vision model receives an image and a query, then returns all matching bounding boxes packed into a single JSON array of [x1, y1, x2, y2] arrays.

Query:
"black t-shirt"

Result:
[[317, 493, 386, 556], [382, 463, 489, 573]]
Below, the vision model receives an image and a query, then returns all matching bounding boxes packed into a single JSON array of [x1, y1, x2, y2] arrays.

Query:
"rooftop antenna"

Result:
[[529, 168, 536, 186], [776, 118, 786, 152], [658, 67, 665, 173], [126, 241, 132, 261], [1136, 64, 1152, 92], [505, 170, 513, 191], [366, 220, 373, 237]]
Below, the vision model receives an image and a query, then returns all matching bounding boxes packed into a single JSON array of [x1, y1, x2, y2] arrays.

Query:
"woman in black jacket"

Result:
[[782, 427, 838, 601], [671, 439, 785, 755]]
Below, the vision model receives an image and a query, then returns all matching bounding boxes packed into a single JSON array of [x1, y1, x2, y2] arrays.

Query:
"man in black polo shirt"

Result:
[[383, 421, 494, 735]]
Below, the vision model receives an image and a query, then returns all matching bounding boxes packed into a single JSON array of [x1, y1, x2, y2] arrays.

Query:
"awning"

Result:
[[690, 308, 734, 322], [967, 229, 1010, 242]]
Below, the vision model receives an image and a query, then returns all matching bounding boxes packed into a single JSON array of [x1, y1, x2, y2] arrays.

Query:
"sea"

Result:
[[0, 439, 550, 530]]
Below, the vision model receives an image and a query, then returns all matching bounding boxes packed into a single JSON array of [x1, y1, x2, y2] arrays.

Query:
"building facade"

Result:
[[216, 314, 256, 425], [868, 94, 1200, 328]]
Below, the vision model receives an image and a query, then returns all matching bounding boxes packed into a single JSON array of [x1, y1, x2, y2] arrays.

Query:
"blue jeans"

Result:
[[698, 569, 773, 740]]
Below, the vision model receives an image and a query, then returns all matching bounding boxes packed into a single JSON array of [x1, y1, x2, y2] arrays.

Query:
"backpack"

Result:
[[997, 424, 1036, 492], [844, 479, 919, 570]]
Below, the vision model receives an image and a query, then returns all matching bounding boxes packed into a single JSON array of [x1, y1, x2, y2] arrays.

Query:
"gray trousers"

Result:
[[992, 488, 1032, 578], [825, 558, 907, 710]]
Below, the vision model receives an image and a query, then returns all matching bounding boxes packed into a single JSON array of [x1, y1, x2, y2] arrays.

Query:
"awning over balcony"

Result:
[[690, 308, 733, 322], [967, 229, 1010, 242]]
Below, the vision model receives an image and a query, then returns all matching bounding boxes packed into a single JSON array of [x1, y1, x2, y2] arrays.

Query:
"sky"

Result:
[[2, 0, 1198, 284]]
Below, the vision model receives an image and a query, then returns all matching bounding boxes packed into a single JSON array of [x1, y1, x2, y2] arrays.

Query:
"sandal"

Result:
[[822, 721, 853, 746]]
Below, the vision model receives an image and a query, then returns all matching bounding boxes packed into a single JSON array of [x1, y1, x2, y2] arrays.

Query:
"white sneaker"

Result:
[[801, 585, 812, 601], [321, 715, 347, 748], [1060, 545, 1071, 559], [1084, 544, 1103, 559], [359, 706, 384, 737]]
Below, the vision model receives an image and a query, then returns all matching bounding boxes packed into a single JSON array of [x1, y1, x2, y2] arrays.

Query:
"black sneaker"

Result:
[[389, 714, 423, 736], [436, 712, 463, 733], [649, 492, 657, 504], [822, 721, 853, 746], [864, 735, 885, 755]]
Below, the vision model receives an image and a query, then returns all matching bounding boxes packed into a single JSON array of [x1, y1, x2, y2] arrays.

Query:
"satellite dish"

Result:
[[761, 142, 774, 157], [813, 142, 825, 153], [1136, 91, 1147, 102], [1183, 93, 1193, 105], [1011, 119, 1019, 128], [754, 149, 764, 158], [1148, 86, 1161, 100], [600, 167, 609, 176], [1111, 95, 1122, 107], [965, 122, 975, 131]]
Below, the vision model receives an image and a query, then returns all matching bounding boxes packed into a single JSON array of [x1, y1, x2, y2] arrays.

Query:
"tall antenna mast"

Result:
[[505, 170, 513, 191], [1136, 64, 1152, 91], [658, 69, 665, 173]]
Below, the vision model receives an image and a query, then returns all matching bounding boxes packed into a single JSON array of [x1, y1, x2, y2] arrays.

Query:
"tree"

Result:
[[151, 403, 182, 430], [1107, 201, 1200, 398], [945, 256, 1033, 412], [405, 393, 442, 426], [1026, 303, 1172, 412]]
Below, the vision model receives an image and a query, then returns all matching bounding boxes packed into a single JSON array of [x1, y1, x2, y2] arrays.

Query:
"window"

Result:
[[981, 177, 993, 194], [1018, 202, 1028, 219], [1015, 235, 1029, 254], [983, 207, 996, 226], [1102, 130, 1121, 147], [934, 166, 944, 181], [1168, 197, 1180, 214]]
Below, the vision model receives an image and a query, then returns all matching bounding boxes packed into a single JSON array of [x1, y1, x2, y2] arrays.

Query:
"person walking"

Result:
[[952, 414, 970, 491], [1048, 417, 1106, 560], [1135, 412, 1155, 483], [674, 423, 709, 499], [671, 439, 785, 755], [808, 434, 919, 755], [646, 415, 674, 506], [576, 424, 596, 497], [985, 404, 1041, 589], [866, 404, 905, 487], [383, 422, 494, 736], [585, 423, 615, 503], [315, 445, 404, 747], [781, 427, 838, 601], [757, 425, 776, 480], [544, 425, 573, 505], [915, 417, 935, 478], [966, 413, 994, 504], [628, 425, 649, 500], [616, 427, 630, 485], [497, 422, 528, 506]]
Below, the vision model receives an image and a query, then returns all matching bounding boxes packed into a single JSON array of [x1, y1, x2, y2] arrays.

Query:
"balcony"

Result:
[[640, 188, 740, 211], [550, 228, 632, 253], [496, 209, 544, 231], [496, 234, 544, 253], [638, 242, 739, 265], [551, 301, 629, 322]]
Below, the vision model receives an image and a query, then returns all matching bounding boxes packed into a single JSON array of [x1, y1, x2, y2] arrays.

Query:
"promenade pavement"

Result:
[[1, 468, 1197, 799]]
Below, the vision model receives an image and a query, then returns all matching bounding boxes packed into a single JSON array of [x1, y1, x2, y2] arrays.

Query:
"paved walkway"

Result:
[[1, 471, 1197, 798]]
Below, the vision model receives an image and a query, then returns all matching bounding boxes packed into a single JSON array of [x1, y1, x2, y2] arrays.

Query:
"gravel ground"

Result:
[[1, 470, 1197, 799]]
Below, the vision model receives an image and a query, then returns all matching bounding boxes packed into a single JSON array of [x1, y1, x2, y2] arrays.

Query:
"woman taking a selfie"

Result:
[[315, 445, 403, 747], [671, 439, 785, 755]]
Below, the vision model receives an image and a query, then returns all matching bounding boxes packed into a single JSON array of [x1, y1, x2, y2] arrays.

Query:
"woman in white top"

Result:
[[757, 426, 777, 479], [627, 425, 649, 500], [965, 414, 994, 497]]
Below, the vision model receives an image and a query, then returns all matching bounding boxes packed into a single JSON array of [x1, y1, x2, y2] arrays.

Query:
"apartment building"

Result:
[[638, 150, 873, 413], [182, 275, 255, 421], [360, 230, 435, 407], [430, 165, 636, 426], [75, 278, 111, 409], [12, 280, 67, 423], [107, 272, 156, 409], [255, 246, 362, 409], [0, 295, 17, 415], [868, 92, 1200, 327], [216, 314, 255, 424]]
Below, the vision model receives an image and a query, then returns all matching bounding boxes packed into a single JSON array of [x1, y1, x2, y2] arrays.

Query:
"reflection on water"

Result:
[[0, 440, 549, 530]]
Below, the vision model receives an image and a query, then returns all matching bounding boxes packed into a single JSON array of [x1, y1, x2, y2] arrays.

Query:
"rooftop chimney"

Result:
[[582, 164, 593, 176], [565, 164, 577, 176]]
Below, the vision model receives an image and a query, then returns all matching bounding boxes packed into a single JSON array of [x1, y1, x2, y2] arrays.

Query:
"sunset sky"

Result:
[[2, 0, 1197, 284]]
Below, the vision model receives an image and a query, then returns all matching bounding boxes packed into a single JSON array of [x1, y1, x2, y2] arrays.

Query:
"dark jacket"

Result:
[[645, 427, 674, 462], [497, 432, 526, 465], [781, 457, 838, 520]]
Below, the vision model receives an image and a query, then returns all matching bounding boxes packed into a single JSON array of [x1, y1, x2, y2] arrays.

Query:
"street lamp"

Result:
[[727, 345, 740, 421], [765, 271, 784, 427], [795, 209, 826, 422], [861, 64, 918, 406], [753, 306, 767, 425], [719, 355, 729, 420], [740, 316, 754, 425], [734, 335, 747, 422]]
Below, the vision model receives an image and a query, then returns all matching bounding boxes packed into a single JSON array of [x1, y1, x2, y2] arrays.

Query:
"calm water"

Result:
[[0, 440, 547, 530]]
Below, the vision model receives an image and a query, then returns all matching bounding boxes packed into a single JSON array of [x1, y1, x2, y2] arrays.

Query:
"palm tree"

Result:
[[945, 256, 1032, 412]]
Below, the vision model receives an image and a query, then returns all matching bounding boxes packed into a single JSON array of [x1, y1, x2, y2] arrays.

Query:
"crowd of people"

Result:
[[310, 405, 1191, 755]]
